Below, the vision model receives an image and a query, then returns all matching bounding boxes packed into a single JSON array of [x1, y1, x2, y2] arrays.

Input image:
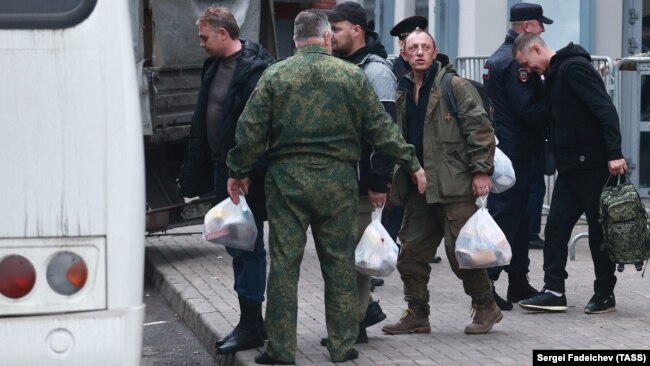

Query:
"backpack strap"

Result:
[[441, 72, 460, 118]]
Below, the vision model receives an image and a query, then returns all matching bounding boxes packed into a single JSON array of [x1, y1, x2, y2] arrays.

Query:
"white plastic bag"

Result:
[[490, 147, 516, 193], [355, 207, 399, 277], [203, 195, 258, 251], [455, 197, 512, 269]]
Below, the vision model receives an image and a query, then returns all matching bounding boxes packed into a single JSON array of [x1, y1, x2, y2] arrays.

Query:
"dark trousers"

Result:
[[381, 203, 405, 241], [528, 152, 546, 239], [226, 221, 267, 304], [487, 158, 532, 281], [543, 167, 616, 295]]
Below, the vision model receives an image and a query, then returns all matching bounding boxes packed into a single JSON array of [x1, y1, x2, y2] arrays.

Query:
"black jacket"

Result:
[[178, 39, 274, 220], [545, 43, 623, 173], [483, 30, 545, 161]]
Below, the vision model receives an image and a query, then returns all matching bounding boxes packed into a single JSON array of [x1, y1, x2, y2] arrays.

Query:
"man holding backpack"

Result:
[[481, 3, 552, 311], [381, 30, 502, 335], [513, 33, 627, 314]]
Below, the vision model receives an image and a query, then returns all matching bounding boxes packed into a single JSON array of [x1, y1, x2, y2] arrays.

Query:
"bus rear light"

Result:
[[0, 255, 37, 299], [47, 252, 88, 296]]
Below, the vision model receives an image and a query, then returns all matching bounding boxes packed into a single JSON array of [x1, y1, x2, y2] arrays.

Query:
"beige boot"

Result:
[[464, 301, 503, 334], [381, 308, 431, 335]]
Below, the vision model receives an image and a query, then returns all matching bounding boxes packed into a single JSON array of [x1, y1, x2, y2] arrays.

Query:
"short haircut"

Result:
[[512, 32, 546, 58], [404, 28, 437, 49], [293, 9, 330, 43], [196, 6, 240, 40]]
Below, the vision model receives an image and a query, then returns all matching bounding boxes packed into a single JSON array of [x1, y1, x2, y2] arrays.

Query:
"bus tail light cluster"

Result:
[[0, 255, 37, 299], [0, 251, 88, 299]]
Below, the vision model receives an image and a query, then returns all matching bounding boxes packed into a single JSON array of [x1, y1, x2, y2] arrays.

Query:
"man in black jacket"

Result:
[[513, 33, 627, 314], [178, 6, 274, 353]]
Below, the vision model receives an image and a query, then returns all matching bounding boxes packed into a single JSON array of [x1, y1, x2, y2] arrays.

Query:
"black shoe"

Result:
[[331, 349, 359, 363], [584, 293, 616, 314], [370, 277, 384, 287], [493, 288, 513, 311], [529, 236, 544, 249], [216, 327, 264, 354], [362, 300, 387, 327], [507, 282, 539, 303], [254, 352, 293, 365], [215, 329, 234, 348], [518, 290, 567, 312], [320, 323, 368, 346], [429, 256, 442, 263]]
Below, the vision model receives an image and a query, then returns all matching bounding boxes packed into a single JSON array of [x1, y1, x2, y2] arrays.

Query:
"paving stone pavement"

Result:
[[145, 219, 650, 366]]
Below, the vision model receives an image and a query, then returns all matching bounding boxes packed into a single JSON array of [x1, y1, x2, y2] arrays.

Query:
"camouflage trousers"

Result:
[[397, 192, 493, 309], [264, 162, 359, 363]]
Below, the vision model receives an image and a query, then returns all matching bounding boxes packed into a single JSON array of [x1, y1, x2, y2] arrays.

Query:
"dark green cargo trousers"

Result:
[[397, 192, 493, 310], [264, 162, 359, 363]]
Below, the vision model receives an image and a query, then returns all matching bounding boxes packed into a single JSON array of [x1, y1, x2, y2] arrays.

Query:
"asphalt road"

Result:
[[142, 281, 215, 365]]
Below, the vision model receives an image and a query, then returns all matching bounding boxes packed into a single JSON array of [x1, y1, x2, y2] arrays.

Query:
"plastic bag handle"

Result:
[[373, 205, 385, 222], [478, 196, 487, 209]]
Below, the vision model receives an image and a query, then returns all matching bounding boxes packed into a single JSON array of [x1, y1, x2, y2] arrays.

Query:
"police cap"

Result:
[[510, 3, 553, 24], [390, 16, 428, 39]]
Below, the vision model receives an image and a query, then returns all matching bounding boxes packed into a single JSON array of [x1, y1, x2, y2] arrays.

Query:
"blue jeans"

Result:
[[226, 220, 267, 304]]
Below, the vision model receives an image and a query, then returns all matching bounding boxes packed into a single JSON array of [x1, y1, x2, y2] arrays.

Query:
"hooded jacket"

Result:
[[545, 43, 623, 173], [178, 39, 274, 219], [391, 54, 495, 205]]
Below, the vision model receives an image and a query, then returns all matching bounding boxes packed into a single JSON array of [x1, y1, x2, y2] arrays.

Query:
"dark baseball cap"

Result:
[[325, 1, 371, 31], [510, 3, 553, 24], [390, 15, 428, 39]]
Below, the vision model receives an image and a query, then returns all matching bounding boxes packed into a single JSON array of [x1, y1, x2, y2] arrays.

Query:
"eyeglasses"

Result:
[[406, 44, 434, 54]]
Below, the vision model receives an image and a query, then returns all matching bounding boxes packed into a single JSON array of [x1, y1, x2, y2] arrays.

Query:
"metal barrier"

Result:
[[455, 56, 488, 82]]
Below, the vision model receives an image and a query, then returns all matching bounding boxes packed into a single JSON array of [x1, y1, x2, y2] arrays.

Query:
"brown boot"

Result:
[[381, 305, 430, 335], [464, 301, 503, 335]]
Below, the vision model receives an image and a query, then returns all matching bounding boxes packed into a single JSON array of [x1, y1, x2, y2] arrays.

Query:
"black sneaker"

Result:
[[518, 290, 567, 312], [584, 293, 616, 314], [493, 288, 513, 311]]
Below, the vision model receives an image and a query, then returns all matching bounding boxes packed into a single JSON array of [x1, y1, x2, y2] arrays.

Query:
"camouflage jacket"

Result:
[[227, 44, 421, 179], [391, 57, 495, 205]]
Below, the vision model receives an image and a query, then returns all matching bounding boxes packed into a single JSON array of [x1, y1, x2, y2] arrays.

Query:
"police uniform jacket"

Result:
[[391, 56, 495, 205], [178, 39, 274, 220], [227, 44, 421, 181], [483, 30, 545, 161], [544, 43, 623, 173]]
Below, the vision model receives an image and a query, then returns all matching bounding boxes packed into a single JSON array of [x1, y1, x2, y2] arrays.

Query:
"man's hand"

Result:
[[472, 173, 492, 197], [608, 159, 627, 176], [368, 190, 387, 208], [410, 168, 427, 194], [227, 177, 251, 204]]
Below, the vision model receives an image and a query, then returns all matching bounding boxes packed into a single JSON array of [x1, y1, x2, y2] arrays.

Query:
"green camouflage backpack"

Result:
[[599, 174, 650, 273]]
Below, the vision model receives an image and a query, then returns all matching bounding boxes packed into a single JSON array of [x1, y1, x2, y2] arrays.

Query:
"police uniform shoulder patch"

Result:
[[518, 68, 529, 83], [482, 65, 491, 80]]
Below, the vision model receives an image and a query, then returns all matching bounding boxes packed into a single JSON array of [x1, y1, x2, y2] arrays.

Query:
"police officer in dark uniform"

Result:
[[389, 16, 428, 82], [482, 3, 552, 311]]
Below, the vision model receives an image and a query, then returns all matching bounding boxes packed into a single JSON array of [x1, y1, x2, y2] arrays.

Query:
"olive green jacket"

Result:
[[227, 44, 421, 179], [391, 59, 495, 205]]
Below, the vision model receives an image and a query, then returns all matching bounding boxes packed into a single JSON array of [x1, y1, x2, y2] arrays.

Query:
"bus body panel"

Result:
[[0, 305, 144, 366], [0, 0, 145, 364]]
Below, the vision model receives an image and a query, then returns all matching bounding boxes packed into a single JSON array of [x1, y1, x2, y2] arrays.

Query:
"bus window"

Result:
[[0, 0, 97, 29]]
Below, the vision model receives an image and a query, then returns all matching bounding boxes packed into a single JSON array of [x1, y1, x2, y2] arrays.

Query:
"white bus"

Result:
[[0, 1, 145, 365]]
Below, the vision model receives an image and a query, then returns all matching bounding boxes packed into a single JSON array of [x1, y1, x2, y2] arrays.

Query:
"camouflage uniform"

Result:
[[227, 44, 421, 363]]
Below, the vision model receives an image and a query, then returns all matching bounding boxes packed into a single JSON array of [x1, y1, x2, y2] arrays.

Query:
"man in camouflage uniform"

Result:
[[226, 9, 426, 365], [381, 30, 502, 336]]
